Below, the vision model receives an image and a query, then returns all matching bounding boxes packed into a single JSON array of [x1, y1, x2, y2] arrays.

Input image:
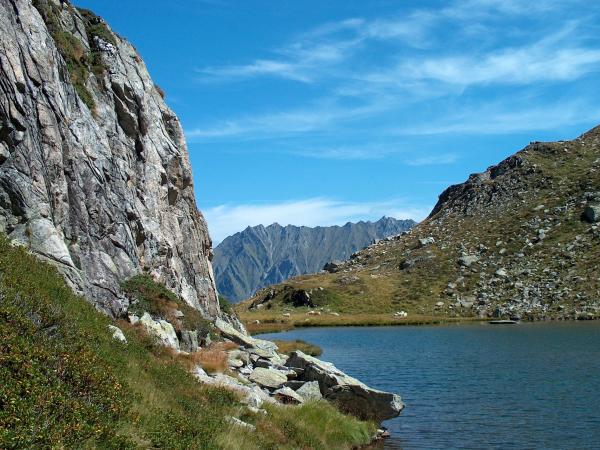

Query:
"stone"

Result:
[[418, 237, 435, 247], [285, 351, 404, 422], [180, 330, 199, 353], [495, 268, 508, 278], [458, 255, 479, 267], [458, 296, 475, 308], [273, 386, 304, 404], [139, 312, 179, 350], [323, 260, 343, 273], [295, 381, 323, 401], [228, 349, 251, 366], [226, 416, 256, 432], [283, 380, 306, 390], [215, 318, 277, 357], [248, 367, 288, 389], [108, 325, 127, 343], [128, 314, 140, 325], [193, 367, 274, 408], [583, 205, 600, 223]]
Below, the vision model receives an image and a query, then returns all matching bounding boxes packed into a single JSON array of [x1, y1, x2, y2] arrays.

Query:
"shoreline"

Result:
[[240, 313, 600, 335], [239, 313, 485, 335]]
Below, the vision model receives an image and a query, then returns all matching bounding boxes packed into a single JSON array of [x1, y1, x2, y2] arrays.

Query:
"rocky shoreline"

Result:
[[120, 309, 404, 431]]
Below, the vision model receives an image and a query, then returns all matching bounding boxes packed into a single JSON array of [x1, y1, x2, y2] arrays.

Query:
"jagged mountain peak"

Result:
[[214, 216, 416, 302]]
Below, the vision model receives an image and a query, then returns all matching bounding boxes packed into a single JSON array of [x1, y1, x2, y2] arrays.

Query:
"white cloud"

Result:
[[393, 100, 600, 136], [203, 198, 429, 244], [186, 98, 386, 140], [406, 153, 458, 166]]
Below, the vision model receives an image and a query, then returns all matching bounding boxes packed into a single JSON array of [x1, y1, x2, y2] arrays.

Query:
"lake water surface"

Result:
[[258, 322, 600, 449]]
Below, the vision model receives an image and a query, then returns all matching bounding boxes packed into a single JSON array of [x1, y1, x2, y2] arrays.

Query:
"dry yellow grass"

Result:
[[240, 310, 483, 335]]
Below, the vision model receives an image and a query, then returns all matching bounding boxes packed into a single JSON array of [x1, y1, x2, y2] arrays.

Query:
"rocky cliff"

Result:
[[214, 217, 415, 302], [0, 0, 219, 318]]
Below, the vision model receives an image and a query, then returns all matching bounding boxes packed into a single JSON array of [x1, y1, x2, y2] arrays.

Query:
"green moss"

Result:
[[219, 295, 233, 315], [122, 274, 213, 335]]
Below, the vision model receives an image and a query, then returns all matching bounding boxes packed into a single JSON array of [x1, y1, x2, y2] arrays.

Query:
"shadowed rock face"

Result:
[[214, 217, 416, 302], [0, 0, 218, 318]]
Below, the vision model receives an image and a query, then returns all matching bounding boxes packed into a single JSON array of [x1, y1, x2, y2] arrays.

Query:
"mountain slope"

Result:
[[238, 127, 600, 324], [214, 217, 415, 302], [0, 0, 217, 317]]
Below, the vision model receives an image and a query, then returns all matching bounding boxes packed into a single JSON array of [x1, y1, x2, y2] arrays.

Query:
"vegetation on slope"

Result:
[[0, 235, 375, 449], [32, 0, 117, 113], [237, 127, 600, 327]]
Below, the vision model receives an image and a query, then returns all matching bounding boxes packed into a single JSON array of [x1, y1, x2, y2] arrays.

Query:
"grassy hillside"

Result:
[[0, 235, 375, 449], [237, 127, 600, 329]]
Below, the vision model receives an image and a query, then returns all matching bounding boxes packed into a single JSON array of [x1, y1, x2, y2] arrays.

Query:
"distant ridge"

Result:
[[213, 217, 416, 302]]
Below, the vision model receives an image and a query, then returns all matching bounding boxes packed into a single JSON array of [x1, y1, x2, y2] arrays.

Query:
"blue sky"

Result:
[[75, 0, 600, 243]]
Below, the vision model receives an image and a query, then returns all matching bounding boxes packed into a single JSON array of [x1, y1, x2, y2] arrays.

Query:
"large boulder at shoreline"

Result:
[[285, 350, 404, 422]]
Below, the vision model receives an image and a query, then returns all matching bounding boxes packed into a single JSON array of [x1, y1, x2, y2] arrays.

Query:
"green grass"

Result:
[[271, 339, 323, 356], [121, 274, 213, 336], [0, 235, 374, 449]]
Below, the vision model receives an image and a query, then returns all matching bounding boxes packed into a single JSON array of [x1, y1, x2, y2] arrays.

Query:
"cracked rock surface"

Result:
[[0, 0, 218, 318]]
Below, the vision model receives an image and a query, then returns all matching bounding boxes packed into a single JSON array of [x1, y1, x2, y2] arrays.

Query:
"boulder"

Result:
[[180, 330, 199, 353], [295, 381, 322, 401], [495, 268, 508, 278], [323, 260, 343, 273], [285, 351, 404, 422], [583, 205, 600, 223], [108, 325, 127, 343], [458, 255, 479, 267], [215, 318, 278, 357], [193, 367, 274, 408], [139, 312, 179, 350], [248, 367, 288, 389], [226, 416, 256, 431], [418, 237, 435, 247], [273, 386, 304, 404]]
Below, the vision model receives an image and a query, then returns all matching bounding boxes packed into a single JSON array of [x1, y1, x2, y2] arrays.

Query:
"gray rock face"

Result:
[[214, 217, 416, 302], [0, 0, 219, 318]]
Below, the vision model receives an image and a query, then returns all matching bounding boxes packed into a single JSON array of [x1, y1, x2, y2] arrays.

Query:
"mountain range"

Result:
[[213, 217, 415, 302]]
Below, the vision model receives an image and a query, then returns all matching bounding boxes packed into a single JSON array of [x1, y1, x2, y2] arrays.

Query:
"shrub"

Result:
[[219, 295, 234, 315], [122, 274, 213, 335]]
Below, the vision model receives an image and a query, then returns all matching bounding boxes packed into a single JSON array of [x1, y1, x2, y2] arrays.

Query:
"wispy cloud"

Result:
[[406, 153, 458, 166], [189, 0, 600, 144], [203, 198, 429, 244], [393, 100, 600, 136], [391, 25, 600, 87], [186, 98, 386, 139]]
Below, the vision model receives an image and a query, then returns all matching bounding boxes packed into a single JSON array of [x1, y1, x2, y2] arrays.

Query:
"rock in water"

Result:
[[285, 350, 404, 422], [0, 0, 218, 318]]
